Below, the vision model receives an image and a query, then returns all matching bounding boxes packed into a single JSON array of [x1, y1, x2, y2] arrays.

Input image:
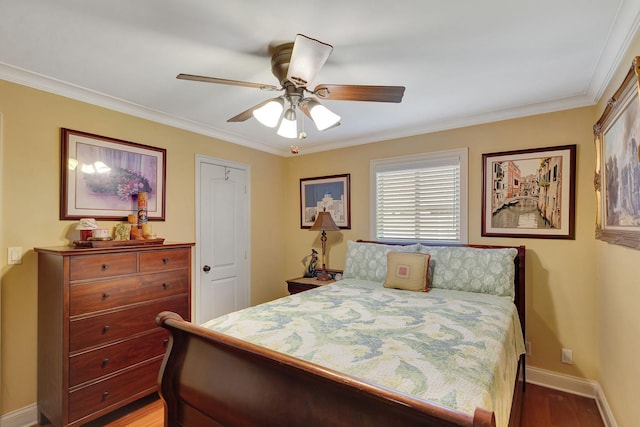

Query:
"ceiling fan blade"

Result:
[[227, 98, 276, 122], [177, 74, 279, 91], [286, 34, 333, 87], [313, 84, 405, 103]]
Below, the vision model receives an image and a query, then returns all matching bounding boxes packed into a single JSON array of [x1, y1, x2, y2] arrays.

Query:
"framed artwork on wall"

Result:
[[60, 128, 166, 221], [481, 145, 576, 239], [594, 56, 640, 250], [300, 174, 351, 229]]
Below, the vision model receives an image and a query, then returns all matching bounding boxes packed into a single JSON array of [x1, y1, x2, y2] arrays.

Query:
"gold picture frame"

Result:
[[594, 56, 640, 249]]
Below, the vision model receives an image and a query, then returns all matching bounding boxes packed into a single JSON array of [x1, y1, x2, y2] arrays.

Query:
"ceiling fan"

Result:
[[177, 34, 405, 140]]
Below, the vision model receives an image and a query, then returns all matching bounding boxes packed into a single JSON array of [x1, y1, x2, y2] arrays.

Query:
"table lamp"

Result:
[[310, 208, 340, 281]]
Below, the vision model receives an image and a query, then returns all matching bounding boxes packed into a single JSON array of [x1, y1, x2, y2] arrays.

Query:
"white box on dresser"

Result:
[[34, 242, 193, 427]]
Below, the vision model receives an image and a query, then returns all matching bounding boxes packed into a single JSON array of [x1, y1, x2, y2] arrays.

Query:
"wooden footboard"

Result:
[[156, 311, 500, 427]]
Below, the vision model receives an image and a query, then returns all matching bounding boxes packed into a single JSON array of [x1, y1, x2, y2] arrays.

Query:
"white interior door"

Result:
[[196, 156, 250, 324]]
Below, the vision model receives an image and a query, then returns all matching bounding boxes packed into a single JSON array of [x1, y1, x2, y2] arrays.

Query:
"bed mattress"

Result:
[[203, 278, 525, 427]]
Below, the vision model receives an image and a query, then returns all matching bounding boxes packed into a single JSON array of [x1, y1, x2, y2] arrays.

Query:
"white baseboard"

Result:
[[594, 383, 618, 427], [526, 366, 617, 427], [526, 365, 598, 397], [0, 403, 37, 427], [2, 368, 618, 427]]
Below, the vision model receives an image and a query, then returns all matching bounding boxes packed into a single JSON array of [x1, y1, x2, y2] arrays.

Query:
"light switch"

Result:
[[8, 247, 23, 265]]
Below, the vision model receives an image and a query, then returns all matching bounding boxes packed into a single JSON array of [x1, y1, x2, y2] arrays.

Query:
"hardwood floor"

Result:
[[521, 383, 605, 427], [36, 383, 605, 427]]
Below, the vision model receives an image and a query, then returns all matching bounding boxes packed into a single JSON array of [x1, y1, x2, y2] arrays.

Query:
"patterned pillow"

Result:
[[343, 241, 422, 282], [383, 252, 430, 292], [418, 246, 518, 299]]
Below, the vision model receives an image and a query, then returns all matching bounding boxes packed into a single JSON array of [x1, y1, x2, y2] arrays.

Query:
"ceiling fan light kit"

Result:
[[177, 33, 405, 146], [252, 98, 284, 128], [305, 98, 341, 131], [277, 108, 298, 138]]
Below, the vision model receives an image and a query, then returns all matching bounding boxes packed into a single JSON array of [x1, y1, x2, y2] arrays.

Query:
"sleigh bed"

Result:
[[156, 241, 526, 427]]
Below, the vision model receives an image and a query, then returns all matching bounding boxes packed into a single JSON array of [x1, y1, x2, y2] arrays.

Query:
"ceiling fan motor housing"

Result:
[[270, 43, 294, 85]]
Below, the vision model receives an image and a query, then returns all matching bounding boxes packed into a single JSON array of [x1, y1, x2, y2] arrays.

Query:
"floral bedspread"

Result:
[[202, 278, 525, 427]]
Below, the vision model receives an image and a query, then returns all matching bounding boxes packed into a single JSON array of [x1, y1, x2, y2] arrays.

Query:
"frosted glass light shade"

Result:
[[253, 98, 284, 128], [277, 108, 297, 138], [308, 100, 341, 131]]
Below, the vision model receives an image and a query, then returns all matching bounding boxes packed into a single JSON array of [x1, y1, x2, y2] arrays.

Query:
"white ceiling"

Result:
[[1, 1, 639, 156]]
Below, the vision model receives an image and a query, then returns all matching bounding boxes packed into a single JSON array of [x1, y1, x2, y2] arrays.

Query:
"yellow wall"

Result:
[[284, 107, 599, 381], [593, 40, 640, 426], [0, 80, 287, 414]]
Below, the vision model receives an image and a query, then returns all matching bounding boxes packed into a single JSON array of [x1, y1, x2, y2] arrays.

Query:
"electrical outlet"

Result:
[[525, 341, 531, 356], [561, 348, 573, 364]]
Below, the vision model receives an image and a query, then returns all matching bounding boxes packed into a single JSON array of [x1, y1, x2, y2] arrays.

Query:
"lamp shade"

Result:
[[307, 99, 341, 131], [277, 108, 298, 138], [253, 98, 284, 128], [310, 210, 340, 231]]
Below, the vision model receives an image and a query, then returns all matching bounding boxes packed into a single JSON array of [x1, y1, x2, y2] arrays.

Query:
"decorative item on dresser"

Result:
[[34, 242, 194, 427]]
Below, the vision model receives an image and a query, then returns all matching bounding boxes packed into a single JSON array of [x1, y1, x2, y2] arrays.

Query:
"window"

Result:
[[370, 148, 468, 243]]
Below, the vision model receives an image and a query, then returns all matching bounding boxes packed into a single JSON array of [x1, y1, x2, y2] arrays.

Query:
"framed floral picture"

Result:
[[594, 56, 640, 249], [482, 145, 576, 239], [60, 128, 166, 220]]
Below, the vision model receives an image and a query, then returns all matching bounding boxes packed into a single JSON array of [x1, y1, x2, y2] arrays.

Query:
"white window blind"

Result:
[[371, 149, 468, 243]]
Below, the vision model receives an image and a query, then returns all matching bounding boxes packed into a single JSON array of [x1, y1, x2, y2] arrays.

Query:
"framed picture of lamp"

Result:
[[300, 174, 351, 229], [481, 145, 576, 239], [594, 56, 640, 250], [60, 128, 166, 221]]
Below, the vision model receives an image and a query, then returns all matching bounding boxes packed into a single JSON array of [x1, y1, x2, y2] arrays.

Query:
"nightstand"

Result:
[[286, 276, 336, 294]]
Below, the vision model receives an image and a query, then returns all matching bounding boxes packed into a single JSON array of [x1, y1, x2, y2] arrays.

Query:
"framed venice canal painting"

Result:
[[482, 145, 576, 239], [60, 128, 166, 221]]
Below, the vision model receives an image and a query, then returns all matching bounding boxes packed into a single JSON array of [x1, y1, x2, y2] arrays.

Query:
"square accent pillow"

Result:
[[383, 252, 430, 292]]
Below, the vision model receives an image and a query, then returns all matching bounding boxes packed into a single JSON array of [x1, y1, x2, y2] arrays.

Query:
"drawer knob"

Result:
[[162, 258, 170, 264], [102, 292, 110, 300], [102, 358, 110, 367], [163, 339, 169, 346], [102, 325, 110, 334], [102, 391, 109, 401], [162, 283, 169, 289], [101, 264, 110, 271]]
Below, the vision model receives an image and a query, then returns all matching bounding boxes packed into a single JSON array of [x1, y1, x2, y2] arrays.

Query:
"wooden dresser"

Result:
[[34, 242, 193, 427]]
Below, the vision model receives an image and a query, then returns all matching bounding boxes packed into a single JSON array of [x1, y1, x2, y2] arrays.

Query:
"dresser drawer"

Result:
[[69, 296, 189, 352], [70, 270, 190, 316], [68, 358, 161, 423], [139, 248, 190, 273], [69, 253, 138, 281], [69, 328, 169, 387]]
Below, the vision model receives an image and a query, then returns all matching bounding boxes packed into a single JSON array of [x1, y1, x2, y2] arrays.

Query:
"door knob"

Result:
[[203, 265, 211, 272]]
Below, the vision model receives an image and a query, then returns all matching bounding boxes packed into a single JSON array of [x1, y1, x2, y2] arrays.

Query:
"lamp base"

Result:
[[316, 272, 332, 281]]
